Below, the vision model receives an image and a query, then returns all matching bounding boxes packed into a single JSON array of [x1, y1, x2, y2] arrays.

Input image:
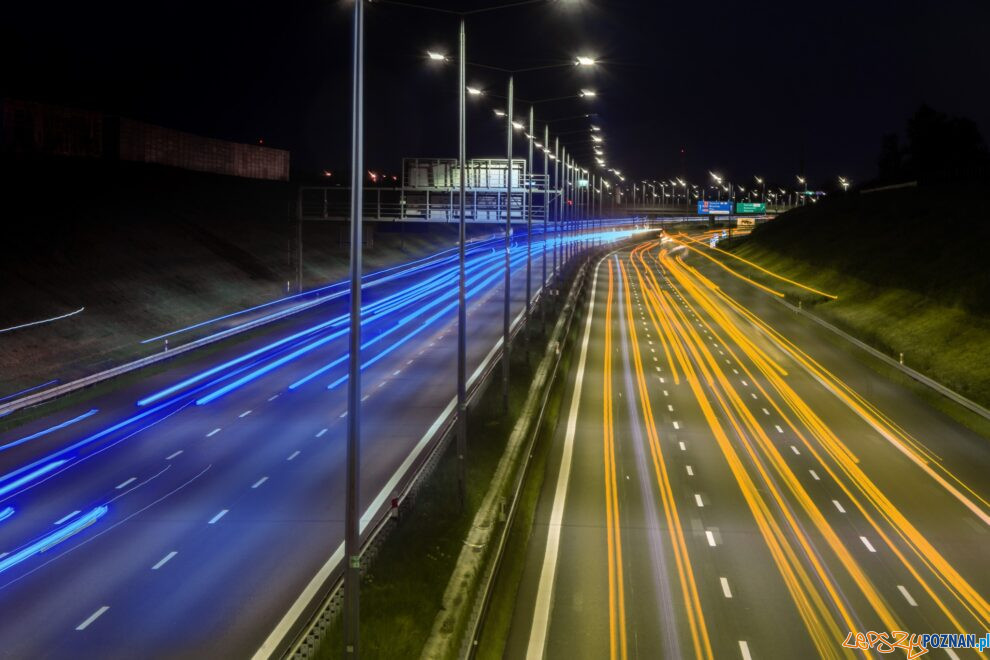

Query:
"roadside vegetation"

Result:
[[316, 280, 578, 659], [0, 158, 483, 397], [710, 183, 990, 409]]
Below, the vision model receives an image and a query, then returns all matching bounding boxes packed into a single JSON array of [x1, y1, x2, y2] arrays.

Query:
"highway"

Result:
[[506, 238, 989, 659], [0, 226, 637, 659]]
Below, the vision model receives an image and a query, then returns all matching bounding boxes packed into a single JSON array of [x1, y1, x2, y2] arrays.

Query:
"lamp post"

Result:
[[344, 0, 364, 656]]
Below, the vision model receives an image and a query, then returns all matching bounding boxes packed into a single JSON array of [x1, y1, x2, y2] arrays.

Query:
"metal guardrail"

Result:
[[463, 251, 603, 659], [273, 277, 550, 660], [0, 295, 336, 419], [777, 298, 990, 421]]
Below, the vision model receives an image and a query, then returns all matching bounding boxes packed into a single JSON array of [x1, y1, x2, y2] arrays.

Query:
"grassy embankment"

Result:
[[0, 158, 478, 397], [315, 282, 579, 659], [697, 184, 990, 415]]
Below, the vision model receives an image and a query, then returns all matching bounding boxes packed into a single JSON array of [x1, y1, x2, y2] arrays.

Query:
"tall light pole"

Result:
[[525, 105, 534, 345], [455, 18, 467, 509], [542, 123, 549, 330], [344, 0, 364, 656], [502, 75, 513, 411]]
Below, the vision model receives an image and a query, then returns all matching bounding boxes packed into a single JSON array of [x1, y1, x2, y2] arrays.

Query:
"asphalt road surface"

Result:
[[506, 238, 988, 659], [0, 228, 634, 659]]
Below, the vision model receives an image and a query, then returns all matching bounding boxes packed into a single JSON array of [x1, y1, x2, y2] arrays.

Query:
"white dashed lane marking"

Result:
[[76, 606, 110, 631], [252, 476, 269, 489], [208, 509, 228, 525], [720, 577, 733, 598], [897, 585, 918, 606], [152, 551, 177, 570], [207, 428, 221, 437]]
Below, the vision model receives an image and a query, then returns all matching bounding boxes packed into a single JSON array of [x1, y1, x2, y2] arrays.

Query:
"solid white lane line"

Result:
[[115, 477, 137, 490], [809, 469, 821, 481], [720, 577, 733, 598], [860, 536, 876, 552], [686, 465, 694, 476], [833, 499, 846, 513], [673, 421, 680, 429], [208, 509, 228, 525], [679, 442, 686, 451], [527, 260, 601, 659], [239, 410, 252, 418], [268, 394, 279, 402], [705, 530, 717, 547], [55, 511, 81, 525], [207, 428, 221, 437], [790, 445, 801, 455], [166, 450, 183, 460], [775, 425, 784, 434], [694, 494, 704, 507], [897, 585, 918, 606], [739, 640, 753, 660], [76, 606, 109, 631], [316, 428, 328, 438], [152, 551, 177, 570], [252, 477, 269, 489], [287, 450, 300, 461]]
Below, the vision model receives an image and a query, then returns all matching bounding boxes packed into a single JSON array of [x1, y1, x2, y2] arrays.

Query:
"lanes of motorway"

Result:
[[0, 226, 640, 658], [507, 238, 988, 659]]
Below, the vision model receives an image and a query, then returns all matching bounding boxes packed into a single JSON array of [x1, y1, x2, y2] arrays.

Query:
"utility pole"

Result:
[[502, 75, 513, 412], [343, 0, 364, 656], [456, 18, 467, 509], [525, 104, 534, 345]]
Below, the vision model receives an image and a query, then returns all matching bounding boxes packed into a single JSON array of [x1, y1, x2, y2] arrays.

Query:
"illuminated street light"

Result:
[[575, 55, 597, 66], [494, 109, 506, 117], [427, 51, 448, 61], [591, 135, 603, 143], [466, 86, 483, 95], [579, 89, 597, 97], [512, 120, 525, 130], [590, 125, 601, 131]]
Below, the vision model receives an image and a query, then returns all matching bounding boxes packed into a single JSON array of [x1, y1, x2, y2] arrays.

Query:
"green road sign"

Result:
[[736, 202, 766, 214]]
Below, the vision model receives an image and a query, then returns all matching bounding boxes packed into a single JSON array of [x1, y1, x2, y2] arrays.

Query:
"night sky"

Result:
[[4, 0, 988, 188]]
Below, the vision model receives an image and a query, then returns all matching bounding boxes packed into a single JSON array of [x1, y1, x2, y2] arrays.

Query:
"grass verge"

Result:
[[314, 283, 574, 659], [473, 281, 584, 659]]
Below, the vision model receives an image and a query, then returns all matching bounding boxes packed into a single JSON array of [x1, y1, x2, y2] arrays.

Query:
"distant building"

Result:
[[1, 98, 290, 181]]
